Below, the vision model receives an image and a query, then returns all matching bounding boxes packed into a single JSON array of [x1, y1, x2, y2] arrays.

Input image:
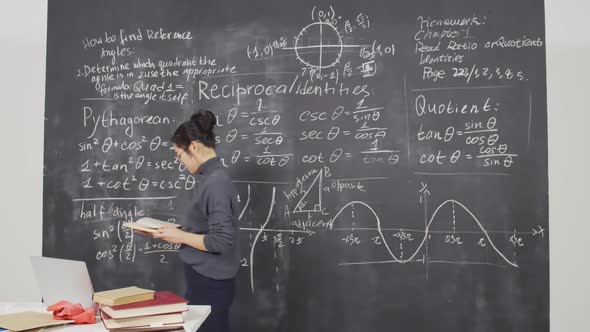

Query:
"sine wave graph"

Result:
[[332, 197, 519, 268], [239, 181, 536, 292]]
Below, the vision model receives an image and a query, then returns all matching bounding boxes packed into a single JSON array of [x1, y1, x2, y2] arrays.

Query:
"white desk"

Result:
[[0, 303, 210, 332]]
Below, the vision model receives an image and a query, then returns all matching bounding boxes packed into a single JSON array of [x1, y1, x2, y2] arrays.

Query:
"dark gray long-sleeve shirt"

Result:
[[179, 157, 240, 280]]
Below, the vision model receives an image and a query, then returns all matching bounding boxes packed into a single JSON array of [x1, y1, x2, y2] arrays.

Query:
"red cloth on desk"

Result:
[[47, 300, 96, 324]]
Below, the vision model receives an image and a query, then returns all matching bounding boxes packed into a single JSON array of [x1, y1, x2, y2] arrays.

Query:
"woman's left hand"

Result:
[[153, 226, 187, 244]]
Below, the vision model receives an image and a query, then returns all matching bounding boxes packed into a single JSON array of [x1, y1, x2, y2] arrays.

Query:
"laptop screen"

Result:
[[30, 256, 95, 309]]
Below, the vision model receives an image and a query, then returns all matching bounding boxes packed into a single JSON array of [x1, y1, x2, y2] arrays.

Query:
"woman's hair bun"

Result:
[[172, 109, 217, 149], [191, 110, 216, 134]]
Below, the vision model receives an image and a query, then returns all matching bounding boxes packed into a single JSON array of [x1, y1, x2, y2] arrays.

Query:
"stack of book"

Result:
[[93, 286, 188, 332]]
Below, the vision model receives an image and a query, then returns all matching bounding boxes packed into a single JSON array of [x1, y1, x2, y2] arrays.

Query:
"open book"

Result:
[[122, 217, 182, 234]]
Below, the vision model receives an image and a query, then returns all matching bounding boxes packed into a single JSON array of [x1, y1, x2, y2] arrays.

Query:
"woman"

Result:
[[153, 110, 239, 332]]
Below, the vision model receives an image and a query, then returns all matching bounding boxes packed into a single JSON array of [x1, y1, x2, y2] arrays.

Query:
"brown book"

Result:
[[0, 312, 74, 331], [93, 286, 155, 306]]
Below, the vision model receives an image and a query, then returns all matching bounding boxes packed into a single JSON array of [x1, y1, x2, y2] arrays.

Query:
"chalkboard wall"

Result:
[[43, 1, 548, 331]]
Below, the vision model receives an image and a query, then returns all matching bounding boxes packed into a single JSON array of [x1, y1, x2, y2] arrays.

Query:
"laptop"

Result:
[[30, 256, 95, 309]]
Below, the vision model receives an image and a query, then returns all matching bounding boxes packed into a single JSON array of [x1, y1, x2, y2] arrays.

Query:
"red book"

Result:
[[99, 291, 188, 319]]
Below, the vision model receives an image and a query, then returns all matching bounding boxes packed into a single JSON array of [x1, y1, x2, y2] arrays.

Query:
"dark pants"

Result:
[[184, 264, 235, 332]]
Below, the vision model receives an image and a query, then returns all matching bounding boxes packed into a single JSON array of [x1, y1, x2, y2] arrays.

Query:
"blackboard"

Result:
[[43, 1, 548, 331]]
